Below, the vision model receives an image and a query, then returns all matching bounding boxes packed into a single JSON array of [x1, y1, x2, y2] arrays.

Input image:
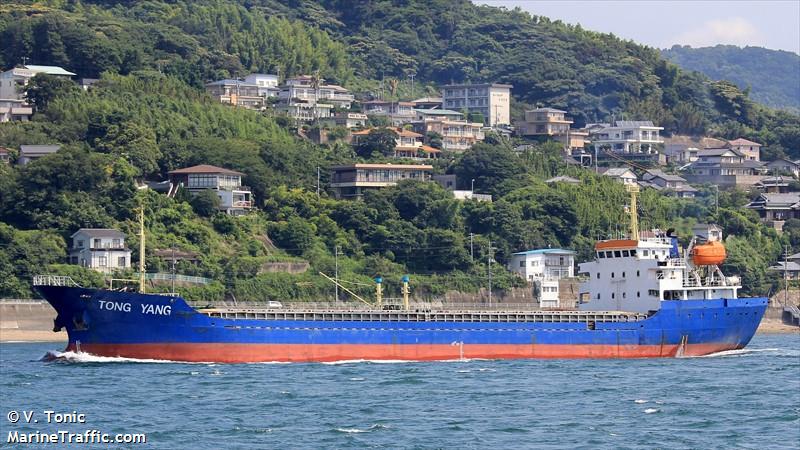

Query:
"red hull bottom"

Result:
[[65, 342, 741, 363]]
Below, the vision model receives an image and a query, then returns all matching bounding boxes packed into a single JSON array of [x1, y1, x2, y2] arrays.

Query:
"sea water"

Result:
[[1, 334, 798, 449]]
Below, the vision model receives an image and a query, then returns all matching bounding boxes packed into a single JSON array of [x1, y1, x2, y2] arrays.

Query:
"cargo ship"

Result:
[[34, 191, 767, 362]]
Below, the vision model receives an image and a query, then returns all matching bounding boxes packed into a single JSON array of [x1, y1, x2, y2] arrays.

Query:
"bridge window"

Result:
[[596, 272, 600, 279], [630, 249, 637, 256], [598, 252, 605, 258], [611, 272, 615, 278], [637, 291, 641, 297], [622, 292, 627, 298], [622, 271, 626, 278], [614, 251, 621, 258], [596, 293, 600, 299], [611, 293, 615, 299], [622, 250, 630, 257], [637, 270, 640, 277]]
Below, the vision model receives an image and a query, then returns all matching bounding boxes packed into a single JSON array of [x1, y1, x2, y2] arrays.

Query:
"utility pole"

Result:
[[335, 245, 340, 303], [171, 246, 176, 294], [469, 233, 474, 262], [316, 166, 321, 198], [785, 245, 789, 307], [409, 72, 415, 98], [488, 240, 493, 308]]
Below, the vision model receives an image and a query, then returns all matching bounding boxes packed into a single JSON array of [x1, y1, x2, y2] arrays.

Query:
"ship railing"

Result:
[[681, 275, 731, 288], [32, 275, 80, 287]]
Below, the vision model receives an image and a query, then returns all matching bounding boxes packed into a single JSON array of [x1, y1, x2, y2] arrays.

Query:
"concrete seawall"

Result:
[[0, 300, 66, 342]]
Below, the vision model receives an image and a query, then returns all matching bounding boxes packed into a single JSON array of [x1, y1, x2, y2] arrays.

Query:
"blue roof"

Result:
[[512, 248, 575, 256]]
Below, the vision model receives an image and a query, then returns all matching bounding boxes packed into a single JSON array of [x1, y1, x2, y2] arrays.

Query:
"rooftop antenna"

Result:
[[138, 204, 146, 293], [626, 184, 640, 240]]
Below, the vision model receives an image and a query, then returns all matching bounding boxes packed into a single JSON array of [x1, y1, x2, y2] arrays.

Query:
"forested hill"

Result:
[[0, 1, 798, 301], [2, 0, 798, 149], [662, 45, 800, 113]]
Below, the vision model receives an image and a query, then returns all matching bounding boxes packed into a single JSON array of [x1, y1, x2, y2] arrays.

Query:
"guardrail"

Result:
[[145, 273, 211, 285], [32, 275, 80, 287]]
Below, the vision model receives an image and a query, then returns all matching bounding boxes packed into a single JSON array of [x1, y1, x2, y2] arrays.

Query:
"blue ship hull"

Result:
[[35, 286, 768, 362]]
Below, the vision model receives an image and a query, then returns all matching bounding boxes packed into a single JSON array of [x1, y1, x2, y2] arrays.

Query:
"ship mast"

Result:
[[138, 205, 146, 294], [626, 184, 639, 240]]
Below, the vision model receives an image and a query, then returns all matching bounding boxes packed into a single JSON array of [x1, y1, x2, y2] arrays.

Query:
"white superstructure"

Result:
[[578, 234, 739, 313]]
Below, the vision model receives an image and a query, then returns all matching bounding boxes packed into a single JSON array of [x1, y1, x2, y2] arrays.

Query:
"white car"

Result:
[[267, 301, 283, 308]]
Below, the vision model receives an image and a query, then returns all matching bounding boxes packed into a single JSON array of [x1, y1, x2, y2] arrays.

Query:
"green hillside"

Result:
[[662, 45, 800, 113], [0, 0, 797, 301]]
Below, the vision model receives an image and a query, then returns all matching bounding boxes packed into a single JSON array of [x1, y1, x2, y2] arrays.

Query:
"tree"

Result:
[[24, 73, 80, 111], [191, 190, 221, 217], [94, 121, 161, 176], [270, 217, 316, 256], [454, 143, 526, 196], [355, 127, 398, 158]]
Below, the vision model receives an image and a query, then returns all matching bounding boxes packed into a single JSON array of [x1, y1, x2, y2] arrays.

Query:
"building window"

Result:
[[519, 261, 525, 268], [98, 256, 107, 267], [118, 257, 126, 266], [93, 238, 101, 248], [112, 238, 120, 248], [77, 240, 84, 248]]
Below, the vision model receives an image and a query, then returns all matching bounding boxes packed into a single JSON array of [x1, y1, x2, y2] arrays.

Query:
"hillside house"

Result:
[[351, 127, 440, 159], [0, 65, 75, 101], [168, 164, 254, 215], [69, 228, 132, 273], [507, 249, 576, 308], [243, 73, 280, 97], [600, 167, 638, 185], [746, 192, 800, 230], [330, 163, 433, 199], [410, 97, 443, 109], [442, 83, 512, 126], [321, 112, 368, 129], [765, 158, 800, 178], [516, 108, 573, 136], [728, 138, 762, 161], [590, 120, 664, 155], [361, 100, 416, 125], [0, 99, 32, 122], [642, 170, 697, 198], [205, 79, 264, 109], [683, 148, 765, 188], [18, 144, 60, 165]]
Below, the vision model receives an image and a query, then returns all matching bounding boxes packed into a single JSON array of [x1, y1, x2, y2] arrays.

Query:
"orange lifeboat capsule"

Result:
[[692, 241, 726, 265]]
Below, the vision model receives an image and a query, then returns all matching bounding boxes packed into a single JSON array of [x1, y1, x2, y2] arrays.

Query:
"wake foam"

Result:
[[41, 350, 196, 364], [697, 347, 800, 358]]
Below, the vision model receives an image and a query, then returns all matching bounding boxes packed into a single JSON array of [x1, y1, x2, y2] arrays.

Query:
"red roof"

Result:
[[728, 138, 761, 146], [419, 145, 441, 153], [168, 164, 244, 176], [351, 127, 422, 138]]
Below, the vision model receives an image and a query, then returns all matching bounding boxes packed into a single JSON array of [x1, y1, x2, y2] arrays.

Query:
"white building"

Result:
[[168, 164, 254, 215], [243, 73, 280, 97], [590, 120, 664, 154], [69, 229, 132, 273], [0, 65, 76, 101], [0, 99, 32, 122], [600, 167, 638, 185], [441, 82, 512, 127], [508, 249, 575, 308]]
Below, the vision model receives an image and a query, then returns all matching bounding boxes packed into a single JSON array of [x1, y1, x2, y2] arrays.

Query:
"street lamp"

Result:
[[471, 178, 475, 192]]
